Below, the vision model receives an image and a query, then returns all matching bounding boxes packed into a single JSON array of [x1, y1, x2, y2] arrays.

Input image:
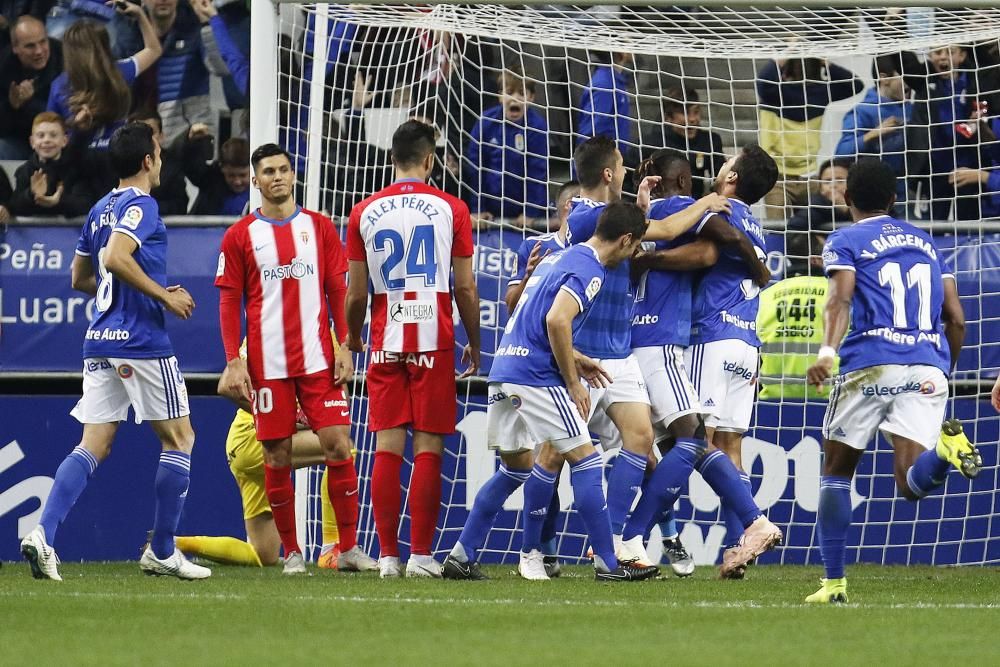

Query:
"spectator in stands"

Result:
[[465, 68, 550, 227], [0, 167, 11, 225], [835, 54, 914, 206], [757, 57, 863, 219], [642, 86, 725, 198], [189, 0, 248, 132], [130, 108, 187, 214], [922, 45, 980, 221], [44, 0, 114, 41], [950, 112, 1000, 218], [577, 51, 634, 160], [184, 125, 250, 216], [785, 157, 853, 276], [9, 111, 93, 217], [0, 15, 63, 160], [112, 0, 229, 146]]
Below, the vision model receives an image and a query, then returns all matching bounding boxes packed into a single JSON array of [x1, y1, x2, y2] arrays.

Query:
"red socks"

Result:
[[263, 464, 300, 556], [372, 451, 403, 558], [409, 452, 442, 556], [325, 458, 359, 552]]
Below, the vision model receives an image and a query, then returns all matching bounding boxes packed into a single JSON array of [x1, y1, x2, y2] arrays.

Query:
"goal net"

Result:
[[252, 1, 1000, 566]]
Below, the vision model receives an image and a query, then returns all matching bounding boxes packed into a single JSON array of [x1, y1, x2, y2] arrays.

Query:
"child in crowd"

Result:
[[9, 111, 92, 217]]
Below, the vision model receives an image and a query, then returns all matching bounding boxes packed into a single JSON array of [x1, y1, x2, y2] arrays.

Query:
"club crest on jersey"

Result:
[[514, 133, 525, 152], [510, 394, 523, 409], [300, 230, 310, 244], [389, 301, 436, 323], [117, 364, 134, 379], [120, 205, 143, 230]]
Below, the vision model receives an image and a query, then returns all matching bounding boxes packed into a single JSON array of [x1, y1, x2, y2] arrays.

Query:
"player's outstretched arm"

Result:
[[454, 255, 481, 378], [344, 260, 369, 353], [631, 238, 720, 273], [70, 254, 98, 296], [698, 216, 772, 287], [645, 193, 732, 242], [941, 277, 966, 372], [807, 270, 854, 389], [545, 290, 589, 419], [104, 231, 194, 319]]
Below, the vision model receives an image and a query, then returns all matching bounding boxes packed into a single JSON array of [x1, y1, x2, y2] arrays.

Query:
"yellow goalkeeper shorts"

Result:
[[225, 409, 271, 521]]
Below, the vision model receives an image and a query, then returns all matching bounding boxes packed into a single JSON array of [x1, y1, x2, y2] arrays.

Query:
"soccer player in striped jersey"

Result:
[[445, 202, 658, 582], [216, 144, 375, 575], [613, 150, 779, 576], [21, 123, 207, 581], [346, 120, 481, 579], [805, 158, 978, 603]]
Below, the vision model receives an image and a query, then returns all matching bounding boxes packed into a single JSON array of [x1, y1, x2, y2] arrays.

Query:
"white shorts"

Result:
[[685, 340, 759, 433], [486, 382, 594, 455], [633, 345, 702, 429], [592, 355, 650, 411], [822, 364, 948, 451], [71, 357, 191, 424]]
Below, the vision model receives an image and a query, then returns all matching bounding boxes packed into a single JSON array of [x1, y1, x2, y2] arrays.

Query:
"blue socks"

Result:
[[721, 471, 752, 546], [906, 449, 951, 499], [540, 484, 561, 556], [817, 475, 852, 580], [606, 448, 647, 536], [455, 465, 530, 562], [571, 453, 618, 571], [39, 445, 99, 544], [151, 451, 192, 559], [521, 465, 557, 553], [622, 438, 703, 541], [657, 511, 678, 540], [697, 450, 761, 542]]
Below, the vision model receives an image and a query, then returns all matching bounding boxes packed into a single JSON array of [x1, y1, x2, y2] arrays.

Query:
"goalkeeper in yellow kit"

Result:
[[173, 340, 343, 568]]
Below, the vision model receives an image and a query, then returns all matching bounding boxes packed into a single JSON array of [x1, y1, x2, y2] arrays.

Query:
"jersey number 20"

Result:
[[373, 226, 438, 289]]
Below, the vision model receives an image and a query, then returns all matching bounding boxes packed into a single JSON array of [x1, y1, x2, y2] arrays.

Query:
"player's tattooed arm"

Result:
[[698, 216, 771, 287], [807, 269, 854, 389], [645, 193, 731, 242], [70, 253, 98, 296]]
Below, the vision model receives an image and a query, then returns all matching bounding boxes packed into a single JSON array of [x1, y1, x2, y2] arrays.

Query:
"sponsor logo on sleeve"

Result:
[[120, 206, 143, 230], [585, 277, 602, 301], [216, 252, 226, 277]]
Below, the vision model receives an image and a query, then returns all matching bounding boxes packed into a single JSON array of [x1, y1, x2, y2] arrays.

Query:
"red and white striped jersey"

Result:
[[347, 180, 473, 353], [216, 207, 347, 381]]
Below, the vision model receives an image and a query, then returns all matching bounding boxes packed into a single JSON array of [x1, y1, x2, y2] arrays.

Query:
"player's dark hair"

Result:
[[732, 143, 778, 204], [391, 119, 436, 168], [846, 157, 897, 212], [636, 149, 690, 198], [250, 143, 292, 173], [108, 121, 156, 179], [594, 201, 648, 243], [574, 136, 619, 189]]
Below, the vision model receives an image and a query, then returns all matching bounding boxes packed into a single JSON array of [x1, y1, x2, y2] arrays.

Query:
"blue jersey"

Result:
[[690, 199, 766, 347], [631, 196, 698, 348], [76, 187, 174, 359], [490, 244, 606, 387], [822, 215, 953, 375], [565, 197, 633, 359], [507, 231, 567, 290]]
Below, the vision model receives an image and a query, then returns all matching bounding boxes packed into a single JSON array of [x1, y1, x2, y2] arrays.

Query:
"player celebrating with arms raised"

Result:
[[806, 158, 980, 603], [216, 144, 375, 574], [345, 120, 481, 578], [21, 122, 206, 581]]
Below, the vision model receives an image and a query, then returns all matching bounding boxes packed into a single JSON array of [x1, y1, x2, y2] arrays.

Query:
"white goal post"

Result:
[[250, 1, 1000, 567]]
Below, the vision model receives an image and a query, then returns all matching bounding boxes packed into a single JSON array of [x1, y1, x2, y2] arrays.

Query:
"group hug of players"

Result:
[[20, 117, 984, 602]]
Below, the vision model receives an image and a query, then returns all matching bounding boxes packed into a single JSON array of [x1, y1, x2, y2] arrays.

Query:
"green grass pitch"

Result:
[[2, 561, 998, 665]]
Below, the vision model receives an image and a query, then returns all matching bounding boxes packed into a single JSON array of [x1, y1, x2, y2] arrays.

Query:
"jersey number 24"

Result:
[[373, 226, 438, 289]]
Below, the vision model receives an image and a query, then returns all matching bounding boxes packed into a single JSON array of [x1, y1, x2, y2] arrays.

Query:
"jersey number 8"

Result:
[[373, 225, 438, 290], [95, 247, 114, 313]]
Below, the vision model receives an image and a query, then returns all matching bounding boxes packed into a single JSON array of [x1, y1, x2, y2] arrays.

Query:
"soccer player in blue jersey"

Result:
[[443, 202, 659, 582], [504, 179, 580, 577], [683, 143, 785, 576], [615, 150, 778, 576], [556, 136, 727, 562], [805, 158, 980, 603], [20, 123, 209, 581]]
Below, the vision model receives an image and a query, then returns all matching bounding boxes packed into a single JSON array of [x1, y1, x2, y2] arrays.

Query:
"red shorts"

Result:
[[251, 369, 350, 441], [366, 349, 456, 434]]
